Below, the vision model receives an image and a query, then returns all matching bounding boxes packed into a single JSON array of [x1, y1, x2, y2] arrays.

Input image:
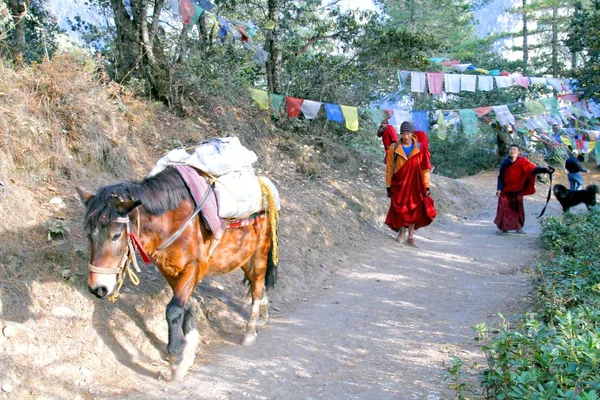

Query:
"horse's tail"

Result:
[[259, 177, 279, 289], [265, 235, 278, 289]]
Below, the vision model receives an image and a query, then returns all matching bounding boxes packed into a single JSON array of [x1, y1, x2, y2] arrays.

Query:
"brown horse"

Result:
[[76, 166, 278, 380]]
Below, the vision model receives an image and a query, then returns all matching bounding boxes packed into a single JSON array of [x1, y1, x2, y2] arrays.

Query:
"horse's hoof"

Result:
[[242, 334, 257, 346], [169, 329, 199, 381]]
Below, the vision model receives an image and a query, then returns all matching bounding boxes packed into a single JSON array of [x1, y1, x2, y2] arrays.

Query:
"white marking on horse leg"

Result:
[[170, 328, 199, 381], [258, 293, 269, 327], [242, 300, 260, 346], [244, 287, 252, 305]]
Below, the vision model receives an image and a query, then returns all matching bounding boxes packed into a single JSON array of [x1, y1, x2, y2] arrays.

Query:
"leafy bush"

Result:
[[447, 209, 600, 398], [429, 127, 498, 178]]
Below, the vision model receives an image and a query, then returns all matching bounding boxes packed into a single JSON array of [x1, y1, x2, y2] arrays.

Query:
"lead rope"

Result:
[[536, 171, 554, 219], [108, 210, 142, 302]]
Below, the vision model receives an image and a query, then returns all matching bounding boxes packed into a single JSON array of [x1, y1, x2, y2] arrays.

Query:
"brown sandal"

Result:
[[406, 238, 419, 248]]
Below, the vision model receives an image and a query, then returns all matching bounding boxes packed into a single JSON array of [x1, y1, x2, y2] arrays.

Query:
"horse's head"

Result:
[[77, 186, 141, 299]]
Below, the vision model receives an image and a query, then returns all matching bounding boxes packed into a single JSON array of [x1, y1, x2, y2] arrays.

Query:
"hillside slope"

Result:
[[0, 55, 489, 396]]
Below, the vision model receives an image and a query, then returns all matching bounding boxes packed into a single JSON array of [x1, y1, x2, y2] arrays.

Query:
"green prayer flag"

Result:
[[525, 100, 546, 116], [366, 108, 388, 125], [540, 97, 559, 115], [188, 4, 204, 27], [459, 109, 478, 136], [269, 93, 285, 114]]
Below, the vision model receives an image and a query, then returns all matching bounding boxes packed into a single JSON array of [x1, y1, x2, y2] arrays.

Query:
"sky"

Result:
[[339, 0, 377, 12]]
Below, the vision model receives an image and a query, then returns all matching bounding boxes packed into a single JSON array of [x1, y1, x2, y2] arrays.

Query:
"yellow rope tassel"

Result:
[[259, 178, 279, 265]]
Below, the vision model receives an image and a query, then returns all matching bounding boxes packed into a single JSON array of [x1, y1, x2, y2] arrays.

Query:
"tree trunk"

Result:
[[109, 0, 140, 82], [551, 5, 559, 76], [197, 12, 208, 51], [7, 0, 27, 67], [109, 0, 175, 107], [522, 0, 529, 74], [408, 0, 416, 32], [266, 0, 282, 93]]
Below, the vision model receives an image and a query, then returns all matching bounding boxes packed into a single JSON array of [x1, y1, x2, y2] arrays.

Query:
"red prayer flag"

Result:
[[179, 0, 195, 24], [237, 25, 249, 42], [559, 94, 579, 102], [473, 106, 493, 117], [441, 60, 460, 66], [285, 97, 304, 117]]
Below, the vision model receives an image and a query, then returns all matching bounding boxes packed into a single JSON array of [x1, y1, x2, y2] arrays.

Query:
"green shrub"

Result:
[[447, 209, 600, 398], [429, 127, 498, 178]]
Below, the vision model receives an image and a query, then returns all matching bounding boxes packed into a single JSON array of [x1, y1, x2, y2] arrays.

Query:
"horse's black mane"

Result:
[[84, 166, 190, 231]]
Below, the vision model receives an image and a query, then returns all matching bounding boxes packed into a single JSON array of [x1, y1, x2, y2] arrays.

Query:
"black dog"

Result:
[[553, 184, 598, 212]]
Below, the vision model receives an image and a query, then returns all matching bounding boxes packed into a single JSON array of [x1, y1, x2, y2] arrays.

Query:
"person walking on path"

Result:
[[377, 115, 398, 163], [494, 145, 555, 234], [385, 121, 436, 247], [565, 149, 588, 190]]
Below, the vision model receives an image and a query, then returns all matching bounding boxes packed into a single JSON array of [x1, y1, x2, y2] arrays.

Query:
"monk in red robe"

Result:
[[377, 115, 398, 163], [494, 145, 554, 233], [385, 121, 436, 247]]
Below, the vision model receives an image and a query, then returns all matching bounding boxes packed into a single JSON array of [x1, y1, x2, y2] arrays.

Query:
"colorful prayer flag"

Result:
[[250, 89, 269, 110], [324, 103, 344, 123], [285, 97, 304, 118], [412, 111, 430, 133], [459, 109, 478, 136], [270, 93, 284, 114], [340, 106, 359, 131]]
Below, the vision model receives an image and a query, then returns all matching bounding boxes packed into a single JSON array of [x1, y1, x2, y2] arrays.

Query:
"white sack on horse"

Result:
[[148, 148, 191, 177], [187, 137, 257, 176], [214, 169, 281, 219]]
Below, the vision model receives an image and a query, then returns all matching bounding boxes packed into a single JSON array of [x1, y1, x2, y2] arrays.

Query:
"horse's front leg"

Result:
[[165, 271, 199, 381]]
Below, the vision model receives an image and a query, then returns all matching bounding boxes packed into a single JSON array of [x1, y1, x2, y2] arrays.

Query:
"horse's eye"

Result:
[[111, 232, 122, 242]]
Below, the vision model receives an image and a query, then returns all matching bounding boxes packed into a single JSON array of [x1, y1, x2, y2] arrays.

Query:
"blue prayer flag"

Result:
[[412, 111, 430, 133], [324, 103, 344, 123]]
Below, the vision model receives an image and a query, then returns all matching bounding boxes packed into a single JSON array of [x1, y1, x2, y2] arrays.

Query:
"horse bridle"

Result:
[[87, 187, 214, 302], [88, 214, 142, 302]]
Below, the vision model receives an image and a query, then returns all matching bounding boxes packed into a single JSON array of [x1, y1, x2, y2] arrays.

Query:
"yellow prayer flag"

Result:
[[474, 67, 489, 74], [264, 20, 275, 30], [561, 136, 574, 147], [437, 111, 447, 140], [340, 105, 359, 131], [251, 89, 269, 110]]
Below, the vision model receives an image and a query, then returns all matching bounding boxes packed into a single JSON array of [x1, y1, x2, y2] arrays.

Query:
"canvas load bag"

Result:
[[213, 169, 281, 219], [213, 168, 262, 219], [148, 148, 191, 177], [187, 137, 257, 177]]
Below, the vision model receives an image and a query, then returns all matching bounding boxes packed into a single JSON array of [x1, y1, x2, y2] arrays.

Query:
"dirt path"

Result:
[[2, 172, 576, 400], [134, 185, 564, 400]]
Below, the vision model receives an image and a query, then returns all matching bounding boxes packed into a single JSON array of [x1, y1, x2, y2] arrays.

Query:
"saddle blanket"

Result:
[[173, 165, 267, 236]]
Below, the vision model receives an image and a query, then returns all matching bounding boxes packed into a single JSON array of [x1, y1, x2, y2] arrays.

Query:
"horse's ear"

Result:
[[76, 187, 95, 206], [115, 199, 142, 215]]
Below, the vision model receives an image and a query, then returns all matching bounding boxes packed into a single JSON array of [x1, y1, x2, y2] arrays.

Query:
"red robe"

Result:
[[378, 124, 398, 163], [385, 136, 436, 231], [494, 156, 537, 231]]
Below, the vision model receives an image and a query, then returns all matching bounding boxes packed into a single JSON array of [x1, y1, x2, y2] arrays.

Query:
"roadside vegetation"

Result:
[[447, 208, 600, 399]]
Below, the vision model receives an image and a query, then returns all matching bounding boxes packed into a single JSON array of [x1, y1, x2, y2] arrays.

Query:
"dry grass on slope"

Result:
[[0, 54, 490, 396]]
